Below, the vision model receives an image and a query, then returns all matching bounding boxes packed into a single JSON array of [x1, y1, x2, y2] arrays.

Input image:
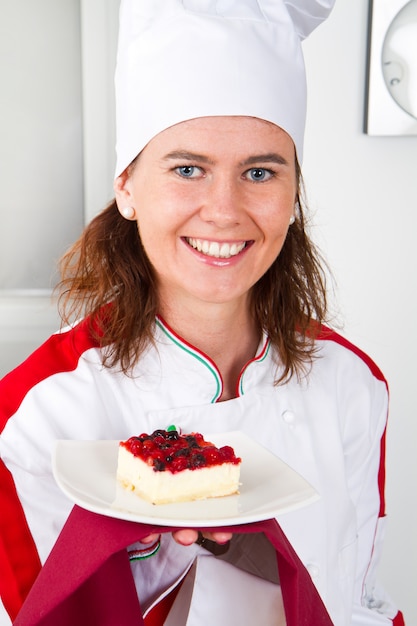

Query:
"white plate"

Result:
[[53, 432, 319, 527]]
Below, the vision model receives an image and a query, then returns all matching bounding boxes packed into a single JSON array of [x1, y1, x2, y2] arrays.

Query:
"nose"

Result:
[[199, 175, 243, 228]]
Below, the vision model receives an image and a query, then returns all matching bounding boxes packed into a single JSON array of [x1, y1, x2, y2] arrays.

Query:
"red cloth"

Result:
[[13, 505, 334, 626]]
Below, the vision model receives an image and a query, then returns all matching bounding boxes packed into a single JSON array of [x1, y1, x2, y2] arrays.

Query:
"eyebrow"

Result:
[[162, 150, 289, 167], [163, 151, 215, 164], [239, 153, 289, 167]]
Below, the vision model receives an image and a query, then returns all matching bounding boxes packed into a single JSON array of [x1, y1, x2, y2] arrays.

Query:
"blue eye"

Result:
[[245, 168, 273, 182], [176, 165, 201, 178]]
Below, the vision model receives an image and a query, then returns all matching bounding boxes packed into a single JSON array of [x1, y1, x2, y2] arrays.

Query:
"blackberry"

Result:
[[151, 429, 167, 438], [191, 453, 206, 467], [153, 459, 166, 471], [185, 435, 199, 448], [174, 448, 190, 458]]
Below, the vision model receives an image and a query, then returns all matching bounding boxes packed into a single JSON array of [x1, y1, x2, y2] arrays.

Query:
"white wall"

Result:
[[0, 0, 84, 376], [0, 0, 118, 377], [0, 0, 84, 291], [302, 1, 417, 622]]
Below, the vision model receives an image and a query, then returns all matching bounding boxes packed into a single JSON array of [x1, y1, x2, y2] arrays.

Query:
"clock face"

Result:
[[382, 0, 417, 120]]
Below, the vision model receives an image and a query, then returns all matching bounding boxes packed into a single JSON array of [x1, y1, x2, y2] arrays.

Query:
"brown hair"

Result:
[[58, 167, 328, 383]]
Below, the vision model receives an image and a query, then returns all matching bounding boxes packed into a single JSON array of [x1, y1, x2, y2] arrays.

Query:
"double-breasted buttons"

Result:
[[281, 409, 296, 424]]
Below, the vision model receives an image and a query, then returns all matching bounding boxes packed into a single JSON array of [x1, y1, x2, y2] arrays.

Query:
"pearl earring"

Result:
[[289, 200, 299, 225], [122, 206, 135, 219]]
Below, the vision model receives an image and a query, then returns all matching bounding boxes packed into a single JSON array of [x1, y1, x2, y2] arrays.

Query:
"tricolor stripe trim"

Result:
[[156, 316, 223, 403], [237, 337, 271, 396], [128, 536, 161, 561]]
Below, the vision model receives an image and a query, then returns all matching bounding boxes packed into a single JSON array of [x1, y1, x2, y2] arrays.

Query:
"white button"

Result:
[[306, 563, 320, 579], [282, 410, 296, 424]]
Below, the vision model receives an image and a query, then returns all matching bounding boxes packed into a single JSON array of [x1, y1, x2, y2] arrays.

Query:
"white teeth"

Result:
[[186, 238, 246, 258], [209, 242, 220, 257]]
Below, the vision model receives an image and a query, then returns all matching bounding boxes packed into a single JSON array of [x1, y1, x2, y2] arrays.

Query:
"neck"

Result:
[[158, 297, 260, 400]]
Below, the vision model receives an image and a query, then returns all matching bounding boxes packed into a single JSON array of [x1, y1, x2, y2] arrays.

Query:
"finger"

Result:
[[140, 533, 161, 544], [172, 528, 199, 546], [204, 531, 233, 544]]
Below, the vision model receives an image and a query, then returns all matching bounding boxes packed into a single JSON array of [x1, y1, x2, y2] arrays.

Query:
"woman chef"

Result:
[[0, 0, 405, 624]]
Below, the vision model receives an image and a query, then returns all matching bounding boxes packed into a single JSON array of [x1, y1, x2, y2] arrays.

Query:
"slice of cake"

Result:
[[117, 429, 241, 504]]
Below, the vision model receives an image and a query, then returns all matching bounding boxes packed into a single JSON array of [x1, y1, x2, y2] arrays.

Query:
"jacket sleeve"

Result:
[[0, 459, 41, 622], [343, 369, 405, 625], [0, 323, 101, 621], [0, 366, 43, 622]]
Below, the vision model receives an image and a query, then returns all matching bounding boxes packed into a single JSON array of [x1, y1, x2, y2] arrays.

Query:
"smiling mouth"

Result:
[[184, 237, 248, 259]]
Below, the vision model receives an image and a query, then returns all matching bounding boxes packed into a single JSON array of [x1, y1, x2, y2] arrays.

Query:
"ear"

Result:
[[113, 169, 133, 209]]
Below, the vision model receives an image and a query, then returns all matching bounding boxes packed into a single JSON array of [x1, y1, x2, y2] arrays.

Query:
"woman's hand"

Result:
[[141, 529, 232, 546], [174, 529, 233, 546]]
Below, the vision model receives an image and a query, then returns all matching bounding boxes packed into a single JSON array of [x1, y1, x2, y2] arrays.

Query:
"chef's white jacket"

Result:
[[0, 316, 404, 624]]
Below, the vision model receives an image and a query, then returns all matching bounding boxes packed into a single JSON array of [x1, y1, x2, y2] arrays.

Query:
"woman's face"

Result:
[[114, 116, 297, 312]]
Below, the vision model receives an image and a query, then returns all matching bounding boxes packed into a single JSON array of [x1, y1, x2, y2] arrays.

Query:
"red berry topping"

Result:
[[121, 429, 241, 473]]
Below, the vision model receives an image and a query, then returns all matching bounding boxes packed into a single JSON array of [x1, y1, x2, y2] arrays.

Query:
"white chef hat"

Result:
[[114, 0, 335, 177]]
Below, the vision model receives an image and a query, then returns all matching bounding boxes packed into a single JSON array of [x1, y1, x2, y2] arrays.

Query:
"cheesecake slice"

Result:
[[117, 429, 241, 504]]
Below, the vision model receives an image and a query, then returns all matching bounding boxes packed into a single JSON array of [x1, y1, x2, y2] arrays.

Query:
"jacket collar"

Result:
[[155, 316, 274, 402]]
